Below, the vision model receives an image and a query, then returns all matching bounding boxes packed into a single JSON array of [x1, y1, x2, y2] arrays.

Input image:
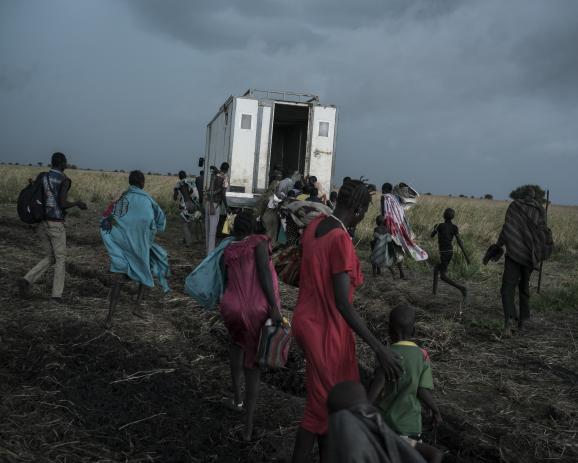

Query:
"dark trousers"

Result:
[[500, 255, 532, 322]]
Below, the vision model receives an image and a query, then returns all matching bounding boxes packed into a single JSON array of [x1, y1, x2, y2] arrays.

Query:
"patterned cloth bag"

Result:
[[257, 319, 291, 369], [272, 244, 302, 287]]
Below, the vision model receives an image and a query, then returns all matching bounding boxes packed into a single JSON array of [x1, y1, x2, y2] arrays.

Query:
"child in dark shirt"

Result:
[[371, 215, 405, 278], [370, 215, 388, 276], [431, 208, 470, 303]]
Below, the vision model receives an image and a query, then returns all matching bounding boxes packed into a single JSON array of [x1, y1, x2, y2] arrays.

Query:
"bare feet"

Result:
[[502, 320, 513, 338], [517, 318, 532, 332]]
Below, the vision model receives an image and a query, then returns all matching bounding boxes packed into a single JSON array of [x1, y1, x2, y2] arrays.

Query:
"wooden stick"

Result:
[[537, 189, 549, 294]]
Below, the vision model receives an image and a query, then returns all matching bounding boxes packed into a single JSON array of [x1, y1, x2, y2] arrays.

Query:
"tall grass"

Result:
[[355, 194, 578, 277], [2, 165, 577, 256], [532, 282, 578, 312], [0, 165, 180, 213]]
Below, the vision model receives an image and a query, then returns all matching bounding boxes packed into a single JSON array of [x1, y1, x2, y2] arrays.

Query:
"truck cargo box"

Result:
[[204, 89, 338, 208]]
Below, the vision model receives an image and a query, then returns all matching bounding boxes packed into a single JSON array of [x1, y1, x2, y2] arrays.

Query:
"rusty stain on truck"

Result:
[[313, 149, 333, 158]]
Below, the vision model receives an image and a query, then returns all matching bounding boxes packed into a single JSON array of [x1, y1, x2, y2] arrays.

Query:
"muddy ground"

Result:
[[0, 207, 577, 462]]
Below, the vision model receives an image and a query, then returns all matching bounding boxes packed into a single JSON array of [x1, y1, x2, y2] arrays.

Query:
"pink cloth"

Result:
[[220, 234, 280, 368], [292, 215, 363, 435], [381, 193, 428, 261]]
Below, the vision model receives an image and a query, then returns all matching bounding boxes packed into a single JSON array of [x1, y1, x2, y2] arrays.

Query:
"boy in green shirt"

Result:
[[368, 304, 442, 441]]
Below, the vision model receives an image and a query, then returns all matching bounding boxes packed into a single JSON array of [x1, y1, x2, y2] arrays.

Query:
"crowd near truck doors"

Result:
[[203, 89, 338, 208]]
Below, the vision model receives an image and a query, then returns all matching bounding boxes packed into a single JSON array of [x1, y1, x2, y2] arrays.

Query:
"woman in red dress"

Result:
[[220, 211, 282, 441], [291, 180, 402, 462]]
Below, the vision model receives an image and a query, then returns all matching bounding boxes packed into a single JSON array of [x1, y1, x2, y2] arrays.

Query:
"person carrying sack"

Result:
[[219, 211, 283, 441]]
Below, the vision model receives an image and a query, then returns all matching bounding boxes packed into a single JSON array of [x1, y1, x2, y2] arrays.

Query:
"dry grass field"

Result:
[[0, 166, 180, 213], [1, 165, 577, 462]]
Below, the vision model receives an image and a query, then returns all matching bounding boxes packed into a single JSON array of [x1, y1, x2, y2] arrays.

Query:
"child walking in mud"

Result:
[[431, 208, 470, 303], [368, 304, 442, 447]]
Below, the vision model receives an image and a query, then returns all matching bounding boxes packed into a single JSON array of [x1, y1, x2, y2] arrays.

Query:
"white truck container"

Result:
[[203, 89, 338, 207]]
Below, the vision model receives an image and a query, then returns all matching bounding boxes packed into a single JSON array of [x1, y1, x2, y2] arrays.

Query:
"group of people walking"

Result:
[[16, 152, 551, 462]]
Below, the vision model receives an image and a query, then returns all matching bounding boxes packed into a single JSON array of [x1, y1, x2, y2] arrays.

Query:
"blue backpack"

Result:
[[184, 237, 234, 310]]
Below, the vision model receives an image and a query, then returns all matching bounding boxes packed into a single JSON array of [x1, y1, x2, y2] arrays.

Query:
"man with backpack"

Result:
[[17, 152, 87, 301], [491, 186, 552, 336]]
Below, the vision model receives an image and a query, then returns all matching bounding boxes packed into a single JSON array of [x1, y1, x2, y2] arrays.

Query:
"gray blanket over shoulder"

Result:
[[497, 198, 546, 269], [327, 404, 427, 463]]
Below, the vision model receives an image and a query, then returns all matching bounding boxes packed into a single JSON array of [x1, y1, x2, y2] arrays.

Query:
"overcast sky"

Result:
[[1, 0, 577, 203]]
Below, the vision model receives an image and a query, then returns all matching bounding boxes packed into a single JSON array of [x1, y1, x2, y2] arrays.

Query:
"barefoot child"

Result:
[[370, 215, 406, 279], [368, 304, 442, 446], [431, 208, 470, 303]]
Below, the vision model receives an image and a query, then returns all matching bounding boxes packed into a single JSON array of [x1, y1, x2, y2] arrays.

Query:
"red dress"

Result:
[[220, 234, 281, 368], [292, 216, 363, 435]]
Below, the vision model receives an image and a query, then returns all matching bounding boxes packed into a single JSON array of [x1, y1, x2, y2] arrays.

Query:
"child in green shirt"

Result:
[[368, 304, 442, 441]]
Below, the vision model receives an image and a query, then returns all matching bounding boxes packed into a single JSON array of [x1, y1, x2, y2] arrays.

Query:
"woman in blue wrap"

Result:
[[101, 170, 170, 328]]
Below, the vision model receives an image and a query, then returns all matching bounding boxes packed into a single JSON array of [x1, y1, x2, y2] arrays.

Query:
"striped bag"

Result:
[[257, 319, 291, 369]]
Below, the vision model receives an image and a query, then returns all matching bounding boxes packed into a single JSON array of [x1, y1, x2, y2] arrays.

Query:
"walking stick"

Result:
[[537, 189, 549, 294]]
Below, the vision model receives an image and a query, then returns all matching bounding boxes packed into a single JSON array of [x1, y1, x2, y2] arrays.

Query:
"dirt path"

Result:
[[1, 208, 576, 462]]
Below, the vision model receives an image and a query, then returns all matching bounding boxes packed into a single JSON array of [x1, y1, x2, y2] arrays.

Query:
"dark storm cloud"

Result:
[[511, 4, 578, 102], [1, 0, 578, 203], [124, 0, 464, 51], [0, 67, 34, 92], [123, 0, 324, 51]]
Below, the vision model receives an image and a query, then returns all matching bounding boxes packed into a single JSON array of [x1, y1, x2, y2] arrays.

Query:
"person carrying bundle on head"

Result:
[[291, 180, 402, 463], [380, 182, 428, 277]]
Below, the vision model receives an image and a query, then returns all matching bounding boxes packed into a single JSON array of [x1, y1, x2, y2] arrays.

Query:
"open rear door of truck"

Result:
[[307, 105, 337, 195]]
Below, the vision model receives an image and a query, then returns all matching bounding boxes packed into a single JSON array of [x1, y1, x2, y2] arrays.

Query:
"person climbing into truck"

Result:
[[307, 187, 322, 204], [326, 191, 338, 210], [308, 175, 327, 203], [431, 208, 470, 303]]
